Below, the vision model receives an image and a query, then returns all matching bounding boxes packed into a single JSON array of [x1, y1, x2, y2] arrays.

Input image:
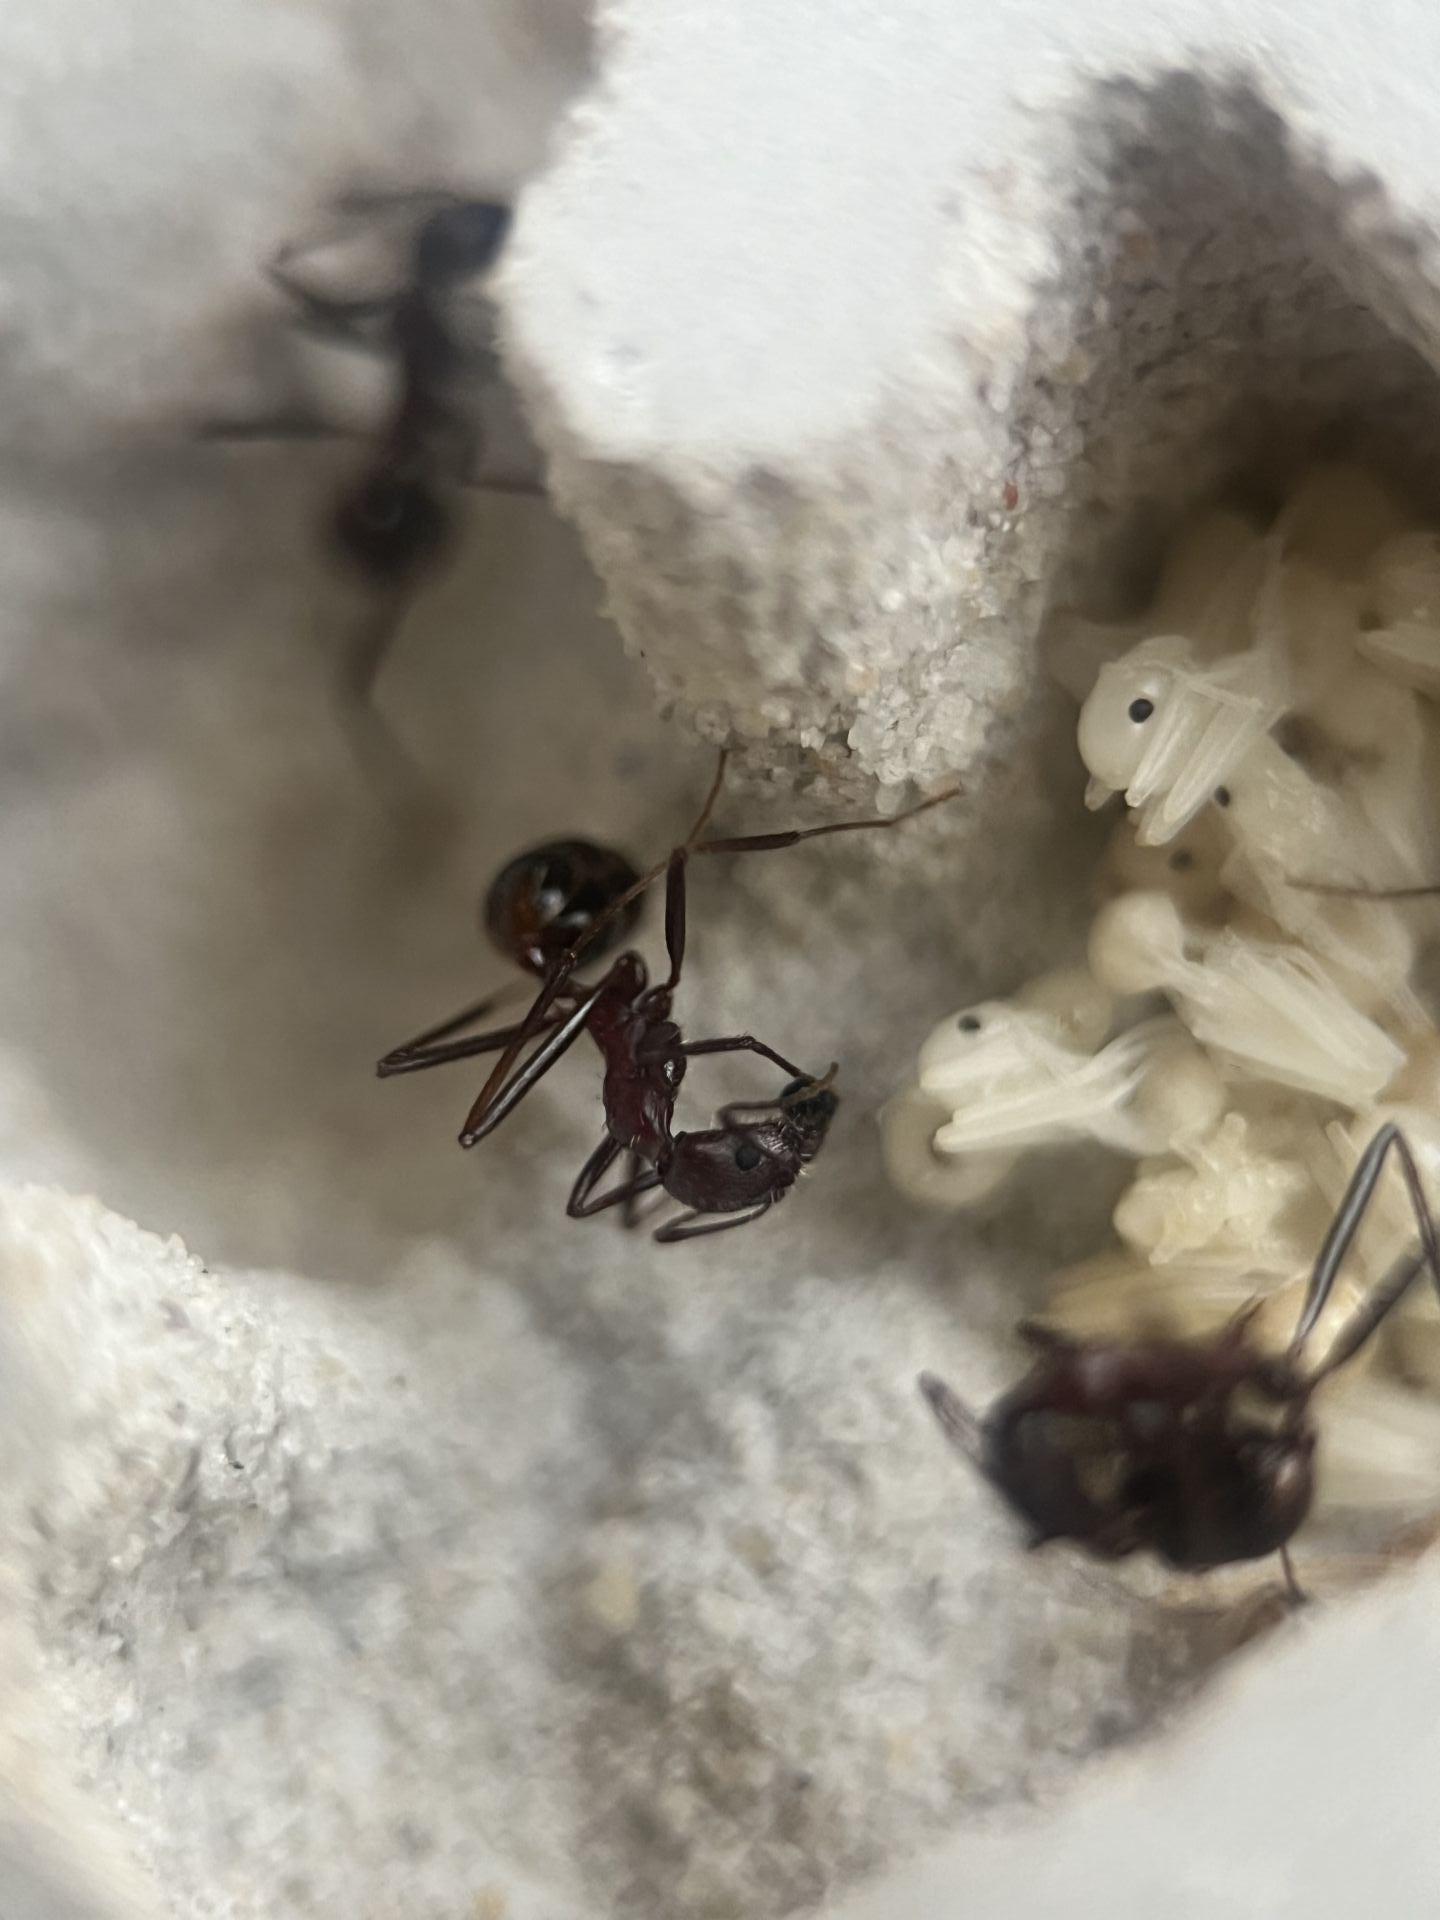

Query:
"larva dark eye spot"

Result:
[[958, 1013, 982, 1033], [1128, 697, 1155, 723], [1168, 850, 1194, 872], [1214, 785, 1232, 807]]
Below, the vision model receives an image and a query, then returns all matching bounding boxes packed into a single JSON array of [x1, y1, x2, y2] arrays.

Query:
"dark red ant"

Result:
[[921, 1122, 1440, 1597], [378, 755, 961, 1241], [200, 190, 538, 706]]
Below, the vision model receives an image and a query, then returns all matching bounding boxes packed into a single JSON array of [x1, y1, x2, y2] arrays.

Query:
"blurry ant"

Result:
[[921, 1122, 1440, 1598], [201, 189, 538, 710], [378, 754, 961, 1241]]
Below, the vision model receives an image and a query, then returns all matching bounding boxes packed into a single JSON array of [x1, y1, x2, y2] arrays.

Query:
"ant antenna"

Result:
[[1287, 879, 1440, 901], [714, 1065, 841, 1120]]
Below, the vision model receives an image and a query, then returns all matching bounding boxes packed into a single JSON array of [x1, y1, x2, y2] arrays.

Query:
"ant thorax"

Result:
[[902, 464, 1440, 1578]]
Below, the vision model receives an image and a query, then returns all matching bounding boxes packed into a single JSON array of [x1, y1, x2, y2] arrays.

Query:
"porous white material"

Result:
[[503, 0, 1440, 803], [8, 1, 1440, 1918]]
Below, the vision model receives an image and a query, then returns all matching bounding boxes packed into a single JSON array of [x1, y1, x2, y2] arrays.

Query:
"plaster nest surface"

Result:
[[9, 2, 1440, 1919], [503, 0, 1440, 813]]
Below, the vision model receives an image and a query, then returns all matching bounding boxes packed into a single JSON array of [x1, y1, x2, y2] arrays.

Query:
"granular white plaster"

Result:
[[4, 2, 1440, 1918]]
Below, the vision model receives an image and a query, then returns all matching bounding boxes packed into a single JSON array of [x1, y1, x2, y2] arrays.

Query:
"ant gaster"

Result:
[[378, 754, 961, 1242], [921, 1122, 1440, 1597], [201, 190, 537, 706]]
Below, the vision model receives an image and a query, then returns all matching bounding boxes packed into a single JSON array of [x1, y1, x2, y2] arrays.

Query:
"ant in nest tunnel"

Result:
[[920, 1122, 1440, 1600], [377, 752, 962, 1242], [199, 189, 541, 721]]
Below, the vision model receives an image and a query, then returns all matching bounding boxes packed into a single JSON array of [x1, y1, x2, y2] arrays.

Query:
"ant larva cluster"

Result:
[[887, 463, 1440, 1592]]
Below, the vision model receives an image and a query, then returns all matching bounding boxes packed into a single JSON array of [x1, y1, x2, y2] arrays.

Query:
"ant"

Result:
[[201, 189, 538, 707], [378, 754, 961, 1241], [920, 1121, 1440, 1599]]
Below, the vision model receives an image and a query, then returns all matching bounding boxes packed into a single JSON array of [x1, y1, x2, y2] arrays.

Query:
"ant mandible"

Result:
[[201, 189, 538, 706], [378, 754, 961, 1242], [920, 1121, 1440, 1598]]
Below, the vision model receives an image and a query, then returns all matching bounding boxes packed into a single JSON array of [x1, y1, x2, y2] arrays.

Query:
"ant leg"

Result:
[[681, 1034, 810, 1078], [917, 1372, 986, 1468], [1292, 1122, 1440, 1366], [379, 980, 531, 1065], [462, 473, 547, 499], [662, 848, 688, 991], [342, 596, 416, 712], [566, 1135, 620, 1214], [619, 1155, 655, 1229], [693, 781, 961, 861], [459, 975, 608, 1147], [567, 1141, 664, 1220], [459, 426, 547, 501], [194, 412, 357, 445], [1015, 1320, 1083, 1354], [377, 1010, 565, 1079], [1279, 1545, 1308, 1607], [1291, 881, 1440, 901], [652, 1198, 775, 1243]]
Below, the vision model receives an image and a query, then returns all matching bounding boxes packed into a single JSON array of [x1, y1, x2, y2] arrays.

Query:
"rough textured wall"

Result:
[[3, 2, 1440, 1918]]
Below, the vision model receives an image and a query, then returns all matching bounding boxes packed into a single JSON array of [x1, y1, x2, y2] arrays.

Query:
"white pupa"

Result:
[[1096, 801, 1235, 927], [1113, 1102, 1334, 1278], [1046, 506, 1267, 699], [878, 1087, 1019, 1210], [1270, 462, 1416, 578], [1207, 755, 1428, 1026], [880, 970, 1226, 1208], [1077, 634, 1292, 847], [1359, 530, 1440, 695], [1043, 1250, 1369, 1374], [923, 1014, 1224, 1159], [881, 967, 1116, 1209], [1088, 891, 1406, 1107]]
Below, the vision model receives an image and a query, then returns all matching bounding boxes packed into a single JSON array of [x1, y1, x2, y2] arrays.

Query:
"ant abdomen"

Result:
[[779, 1076, 840, 1146], [414, 200, 511, 286], [331, 470, 454, 586], [483, 838, 643, 974]]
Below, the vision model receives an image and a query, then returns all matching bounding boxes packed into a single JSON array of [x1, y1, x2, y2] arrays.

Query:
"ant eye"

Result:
[[957, 1013, 982, 1033], [734, 1141, 763, 1172], [1128, 697, 1155, 723]]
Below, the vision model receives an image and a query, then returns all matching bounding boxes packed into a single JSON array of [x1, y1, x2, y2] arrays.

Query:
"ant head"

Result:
[[331, 470, 453, 584], [777, 1077, 840, 1154], [663, 1085, 839, 1214], [483, 839, 643, 973], [415, 200, 511, 285]]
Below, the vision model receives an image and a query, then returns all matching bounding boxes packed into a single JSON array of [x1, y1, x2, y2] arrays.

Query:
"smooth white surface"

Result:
[[830, 1555, 1440, 1920]]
